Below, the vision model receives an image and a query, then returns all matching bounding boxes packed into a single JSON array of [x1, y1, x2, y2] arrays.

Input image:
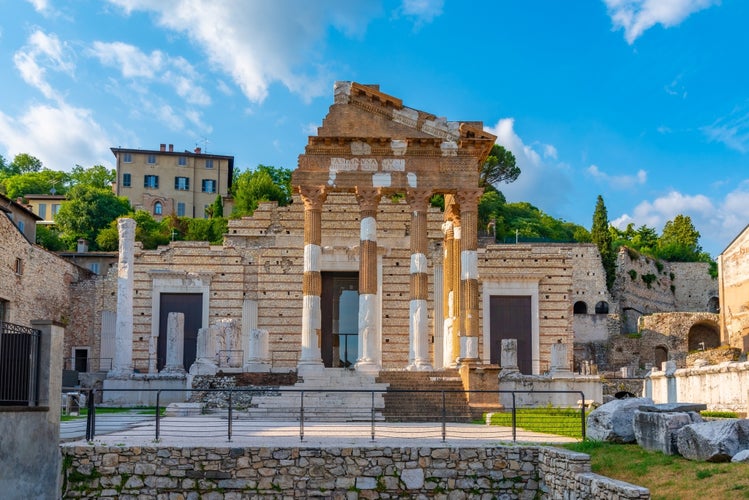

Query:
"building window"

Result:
[[205, 158, 214, 169], [122, 173, 131, 187], [175, 177, 190, 191], [573, 301, 587, 314], [178, 156, 187, 166], [144, 175, 159, 188], [595, 301, 609, 314], [17, 220, 24, 233], [147, 154, 156, 164], [123, 153, 132, 163], [89, 263, 100, 274], [154, 202, 163, 215], [38, 204, 46, 219], [52, 204, 61, 216], [177, 202, 185, 217], [15, 258, 22, 275], [202, 179, 216, 193], [0, 298, 7, 322]]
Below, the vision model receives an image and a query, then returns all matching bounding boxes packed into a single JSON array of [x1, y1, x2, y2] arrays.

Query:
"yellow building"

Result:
[[111, 143, 234, 219], [22, 193, 66, 225]]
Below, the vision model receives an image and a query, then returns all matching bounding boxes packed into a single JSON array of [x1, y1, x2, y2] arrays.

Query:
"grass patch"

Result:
[[61, 406, 165, 420], [701, 410, 739, 419], [487, 407, 587, 439], [562, 441, 749, 500]]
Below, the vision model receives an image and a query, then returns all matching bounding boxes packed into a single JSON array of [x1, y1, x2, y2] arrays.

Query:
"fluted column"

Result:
[[298, 186, 327, 374], [355, 187, 381, 372], [441, 219, 457, 368], [451, 209, 463, 364], [407, 188, 433, 371], [457, 189, 483, 364]]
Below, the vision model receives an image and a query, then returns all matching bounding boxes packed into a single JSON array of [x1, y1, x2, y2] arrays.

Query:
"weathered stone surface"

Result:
[[587, 397, 654, 443], [676, 419, 749, 462], [733, 449, 749, 462], [637, 403, 707, 413], [634, 410, 703, 455]]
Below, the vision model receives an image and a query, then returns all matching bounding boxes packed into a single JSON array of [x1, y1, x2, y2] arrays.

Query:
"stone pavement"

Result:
[[62, 414, 577, 448]]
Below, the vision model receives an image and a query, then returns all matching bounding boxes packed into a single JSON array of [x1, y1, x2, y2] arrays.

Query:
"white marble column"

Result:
[[407, 188, 432, 371], [109, 218, 135, 378], [298, 186, 326, 374], [355, 187, 381, 372]]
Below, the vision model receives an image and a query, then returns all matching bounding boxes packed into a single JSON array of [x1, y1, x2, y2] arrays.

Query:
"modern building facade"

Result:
[[22, 193, 66, 226], [111, 144, 234, 220]]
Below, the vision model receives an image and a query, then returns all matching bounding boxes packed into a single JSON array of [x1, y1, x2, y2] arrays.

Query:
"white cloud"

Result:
[[587, 164, 647, 189], [0, 103, 112, 171], [27, 0, 53, 16], [486, 118, 572, 210], [13, 30, 75, 100], [399, 0, 444, 25], [542, 144, 558, 160], [603, 0, 719, 44], [702, 104, 749, 153], [302, 122, 319, 135], [106, 0, 382, 103]]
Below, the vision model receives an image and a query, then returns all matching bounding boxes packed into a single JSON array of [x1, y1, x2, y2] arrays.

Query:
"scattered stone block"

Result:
[[634, 410, 703, 455], [732, 449, 749, 462], [676, 419, 749, 462], [587, 397, 654, 443]]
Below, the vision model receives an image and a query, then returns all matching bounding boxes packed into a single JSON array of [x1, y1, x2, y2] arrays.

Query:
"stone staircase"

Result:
[[243, 369, 389, 421], [375, 370, 479, 422]]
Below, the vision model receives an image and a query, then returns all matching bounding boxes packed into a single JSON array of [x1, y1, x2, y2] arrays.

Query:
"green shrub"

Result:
[[628, 269, 637, 281], [641, 273, 657, 288], [700, 410, 739, 419]]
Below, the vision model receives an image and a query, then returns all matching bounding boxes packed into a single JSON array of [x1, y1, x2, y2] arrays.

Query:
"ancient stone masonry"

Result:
[[719, 225, 749, 349], [60, 445, 650, 499]]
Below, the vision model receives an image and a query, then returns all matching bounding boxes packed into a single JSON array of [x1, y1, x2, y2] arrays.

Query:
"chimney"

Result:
[[77, 239, 89, 253], [160, 143, 166, 151], [168, 144, 174, 152], [194, 147, 202, 154]]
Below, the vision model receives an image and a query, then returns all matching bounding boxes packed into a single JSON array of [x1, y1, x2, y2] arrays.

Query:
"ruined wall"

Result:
[[670, 261, 718, 312], [479, 243, 574, 370], [0, 213, 94, 329], [719, 227, 749, 350]]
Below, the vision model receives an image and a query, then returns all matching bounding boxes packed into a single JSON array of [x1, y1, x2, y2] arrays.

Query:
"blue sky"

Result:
[[0, 0, 746, 257]]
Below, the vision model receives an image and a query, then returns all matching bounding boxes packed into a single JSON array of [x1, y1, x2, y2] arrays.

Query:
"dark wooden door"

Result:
[[489, 295, 532, 374], [321, 272, 359, 368], [158, 293, 202, 371]]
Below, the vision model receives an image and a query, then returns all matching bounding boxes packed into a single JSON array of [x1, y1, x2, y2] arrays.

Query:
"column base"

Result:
[[355, 359, 380, 374], [243, 361, 271, 373], [297, 360, 325, 377], [406, 360, 433, 371], [107, 367, 134, 379]]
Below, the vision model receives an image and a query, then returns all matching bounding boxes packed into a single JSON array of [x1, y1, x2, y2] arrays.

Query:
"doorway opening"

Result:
[[321, 272, 359, 368], [157, 293, 202, 371], [489, 295, 532, 374]]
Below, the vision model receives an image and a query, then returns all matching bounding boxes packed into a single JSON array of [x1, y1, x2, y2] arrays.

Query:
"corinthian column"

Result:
[[355, 187, 381, 372], [456, 189, 483, 364], [441, 219, 456, 368], [407, 188, 433, 371], [298, 186, 327, 374]]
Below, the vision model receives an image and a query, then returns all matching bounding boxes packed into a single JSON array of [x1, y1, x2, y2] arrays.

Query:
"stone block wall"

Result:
[[718, 228, 749, 350], [60, 444, 649, 499], [650, 361, 749, 413], [669, 262, 717, 312]]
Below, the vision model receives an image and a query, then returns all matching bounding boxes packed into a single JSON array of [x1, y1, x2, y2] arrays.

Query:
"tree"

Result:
[[2, 169, 70, 199], [36, 225, 65, 251], [10, 153, 43, 174], [231, 168, 289, 217], [69, 165, 116, 189], [206, 194, 224, 218], [591, 195, 615, 291], [55, 184, 131, 250], [480, 144, 520, 188], [656, 214, 702, 261]]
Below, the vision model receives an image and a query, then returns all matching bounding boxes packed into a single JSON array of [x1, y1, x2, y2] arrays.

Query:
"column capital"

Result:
[[455, 189, 484, 212], [406, 188, 433, 213], [355, 186, 382, 213], [299, 185, 327, 210]]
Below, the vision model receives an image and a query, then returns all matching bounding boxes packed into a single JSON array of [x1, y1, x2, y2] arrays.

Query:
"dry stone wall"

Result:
[[60, 444, 649, 499]]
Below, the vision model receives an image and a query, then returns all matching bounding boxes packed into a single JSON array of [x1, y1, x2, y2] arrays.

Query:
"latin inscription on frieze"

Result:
[[330, 158, 405, 172]]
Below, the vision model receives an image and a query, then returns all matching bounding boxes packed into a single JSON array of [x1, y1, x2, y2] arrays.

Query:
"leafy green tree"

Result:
[[69, 164, 115, 189], [231, 168, 289, 217], [206, 194, 224, 218], [185, 217, 228, 244], [480, 144, 520, 188], [10, 153, 43, 174], [2, 169, 70, 198], [55, 184, 131, 250], [656, 214, 703, 261], [591, 195, 615, 291], [36, 225, 65, 251]]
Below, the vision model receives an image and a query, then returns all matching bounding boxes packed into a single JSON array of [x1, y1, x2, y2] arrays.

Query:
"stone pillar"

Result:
[[241, 299, 259, 369], [500, 338, 519, 374], [665, 360, 677, 403], [298, 186, 327, 374], [457, 190, 482, 364], [442, 219, 456, 368], [407, 188, 432, 371], [245, 328, 271, 372], [355, 187, 381, 372], [550, 342, 571, 375], [162, 312, 185, 373], [109, 218, 135, 378]]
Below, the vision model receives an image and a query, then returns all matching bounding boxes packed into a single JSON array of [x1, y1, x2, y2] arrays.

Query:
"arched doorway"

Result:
[[707, 296, 719, 313], [687, 321, 720, 351], [654, 345, 668, 369], [595, 301, 609, 314], [573, 301, 587, 314]]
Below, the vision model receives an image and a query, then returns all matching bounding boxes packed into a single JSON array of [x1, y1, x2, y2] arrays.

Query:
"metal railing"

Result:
[[0, 321, 41, 406], [64, 387, 587, 443]]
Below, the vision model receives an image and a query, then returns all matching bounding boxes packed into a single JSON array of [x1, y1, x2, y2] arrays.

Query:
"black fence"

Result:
[[65, 388, 587, 443], [0, 321, 41, 406]]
